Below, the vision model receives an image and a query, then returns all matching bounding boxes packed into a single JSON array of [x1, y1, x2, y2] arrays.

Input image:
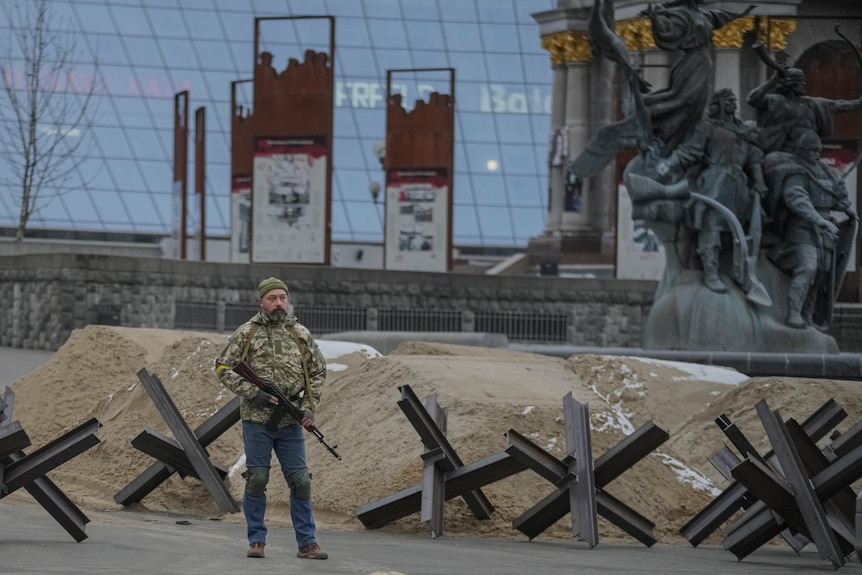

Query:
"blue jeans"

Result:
[[242, 421, 317, 548]]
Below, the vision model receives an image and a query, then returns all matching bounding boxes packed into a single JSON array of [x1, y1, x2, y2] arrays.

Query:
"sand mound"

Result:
[[7, 326, 862, 545]]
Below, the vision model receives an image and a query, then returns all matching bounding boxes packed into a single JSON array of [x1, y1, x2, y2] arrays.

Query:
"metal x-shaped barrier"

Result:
[[355, 387, 668, 547], [355, 384, 528, 537], [505, 393, 668, 547], [681, 399, 846, 549], [0, 387, 101, 542], [682, 398, 862, 569], [114, 369, 240, 513]]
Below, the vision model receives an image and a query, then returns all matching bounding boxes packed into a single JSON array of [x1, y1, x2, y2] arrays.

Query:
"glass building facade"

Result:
[[0, 0, 556, 251]]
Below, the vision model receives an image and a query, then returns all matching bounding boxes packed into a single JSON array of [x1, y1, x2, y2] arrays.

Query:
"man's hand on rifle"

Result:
[[231, 360, 341, 460], [254, 390, 278, 407], [301, 409, 315, 431]]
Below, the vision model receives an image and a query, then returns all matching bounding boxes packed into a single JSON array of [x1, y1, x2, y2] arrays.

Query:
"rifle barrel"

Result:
[[231, 361, 342, 461]]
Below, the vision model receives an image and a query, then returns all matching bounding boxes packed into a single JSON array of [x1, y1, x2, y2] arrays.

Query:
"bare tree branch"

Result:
[[0, 0, 101, 240]]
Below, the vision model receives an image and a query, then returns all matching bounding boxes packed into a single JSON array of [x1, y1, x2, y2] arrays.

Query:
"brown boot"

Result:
[[297, 542, 328, 560], [246, 542, 265, 558]]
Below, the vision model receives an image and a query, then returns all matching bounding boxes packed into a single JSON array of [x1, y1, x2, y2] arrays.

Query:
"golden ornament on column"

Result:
[[756, 17, 797, 51], [541, 30, 592, 64]]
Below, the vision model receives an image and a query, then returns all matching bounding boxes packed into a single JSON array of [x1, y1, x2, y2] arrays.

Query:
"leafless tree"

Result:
[[0, 0, 101, 241]]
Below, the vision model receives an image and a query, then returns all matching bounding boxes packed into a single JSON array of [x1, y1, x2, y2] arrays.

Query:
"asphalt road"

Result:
[[0, 498, 853, 575], [0, 347, 54, 388]]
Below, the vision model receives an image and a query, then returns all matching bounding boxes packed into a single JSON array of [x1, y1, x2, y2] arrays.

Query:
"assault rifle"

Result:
[[232, 360, 342, 460]]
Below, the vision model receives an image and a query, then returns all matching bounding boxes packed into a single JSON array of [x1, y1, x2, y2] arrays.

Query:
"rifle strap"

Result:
[[241, 324, 259, 363], [239, 323, 283, 429], [289, 326, 316, 413], [240, 322, 315, 415]]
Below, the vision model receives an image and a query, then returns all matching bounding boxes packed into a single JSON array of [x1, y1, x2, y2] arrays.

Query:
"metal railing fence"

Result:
[[377, 308, 462, 332], [475, 310, 569, 343], [173, 300, 570, 344]]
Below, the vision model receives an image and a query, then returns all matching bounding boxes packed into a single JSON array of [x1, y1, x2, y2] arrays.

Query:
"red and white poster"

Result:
[[230, 174, 251, 263], [616, 183, 666, 280], [384, 168, 449, 272], [251, 136, 328, 263]]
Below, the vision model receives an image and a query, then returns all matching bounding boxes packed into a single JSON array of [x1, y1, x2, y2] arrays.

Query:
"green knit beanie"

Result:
[[257, 277, 289, 299]]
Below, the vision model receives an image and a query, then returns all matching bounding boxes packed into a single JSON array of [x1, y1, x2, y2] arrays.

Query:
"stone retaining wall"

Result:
[[0, 254, 656, 351]]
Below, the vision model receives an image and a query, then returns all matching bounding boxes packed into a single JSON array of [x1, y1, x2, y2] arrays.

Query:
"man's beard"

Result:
[[267, 308, 287, 322]]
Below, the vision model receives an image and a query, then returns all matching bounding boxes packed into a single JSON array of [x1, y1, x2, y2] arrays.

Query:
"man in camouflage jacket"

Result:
[[216, 277, 328, 560]]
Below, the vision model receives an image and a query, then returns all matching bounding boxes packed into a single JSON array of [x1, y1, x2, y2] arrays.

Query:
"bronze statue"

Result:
[[576, 2, 858, 351]]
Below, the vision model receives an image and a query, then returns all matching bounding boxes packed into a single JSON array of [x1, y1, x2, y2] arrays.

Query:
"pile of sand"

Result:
[[6, 326, 862, 545]]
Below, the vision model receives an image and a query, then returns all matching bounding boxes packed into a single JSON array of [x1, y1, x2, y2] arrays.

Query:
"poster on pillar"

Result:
[[616, 183, 666, 280], [251, 136, 328, 264], [230, 174, 251, 263], [384, 168, 449, 272]]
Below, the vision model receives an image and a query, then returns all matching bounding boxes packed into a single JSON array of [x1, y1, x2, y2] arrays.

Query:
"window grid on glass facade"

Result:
[[0, 0, 554, 247]]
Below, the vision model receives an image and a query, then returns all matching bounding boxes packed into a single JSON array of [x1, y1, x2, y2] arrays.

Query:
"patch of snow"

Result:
[[654, 452, 721, 496], [318, 340, 382, 360], [609, 356, 749, 386]]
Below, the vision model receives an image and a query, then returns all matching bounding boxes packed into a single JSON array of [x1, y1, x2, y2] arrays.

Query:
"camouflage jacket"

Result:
[[216, 311, 326, 427]]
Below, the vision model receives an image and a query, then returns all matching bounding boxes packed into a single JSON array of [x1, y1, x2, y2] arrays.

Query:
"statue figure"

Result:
[[749, 31, 862, 330], [747, 44, 862, 156], [766, 130, 858, 329], [569, 0, 654, 178], [665, 89, 768, 294], [641, 0, 756, 155], [588, 0, 651, 95], [570, 0, 755, 179]]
